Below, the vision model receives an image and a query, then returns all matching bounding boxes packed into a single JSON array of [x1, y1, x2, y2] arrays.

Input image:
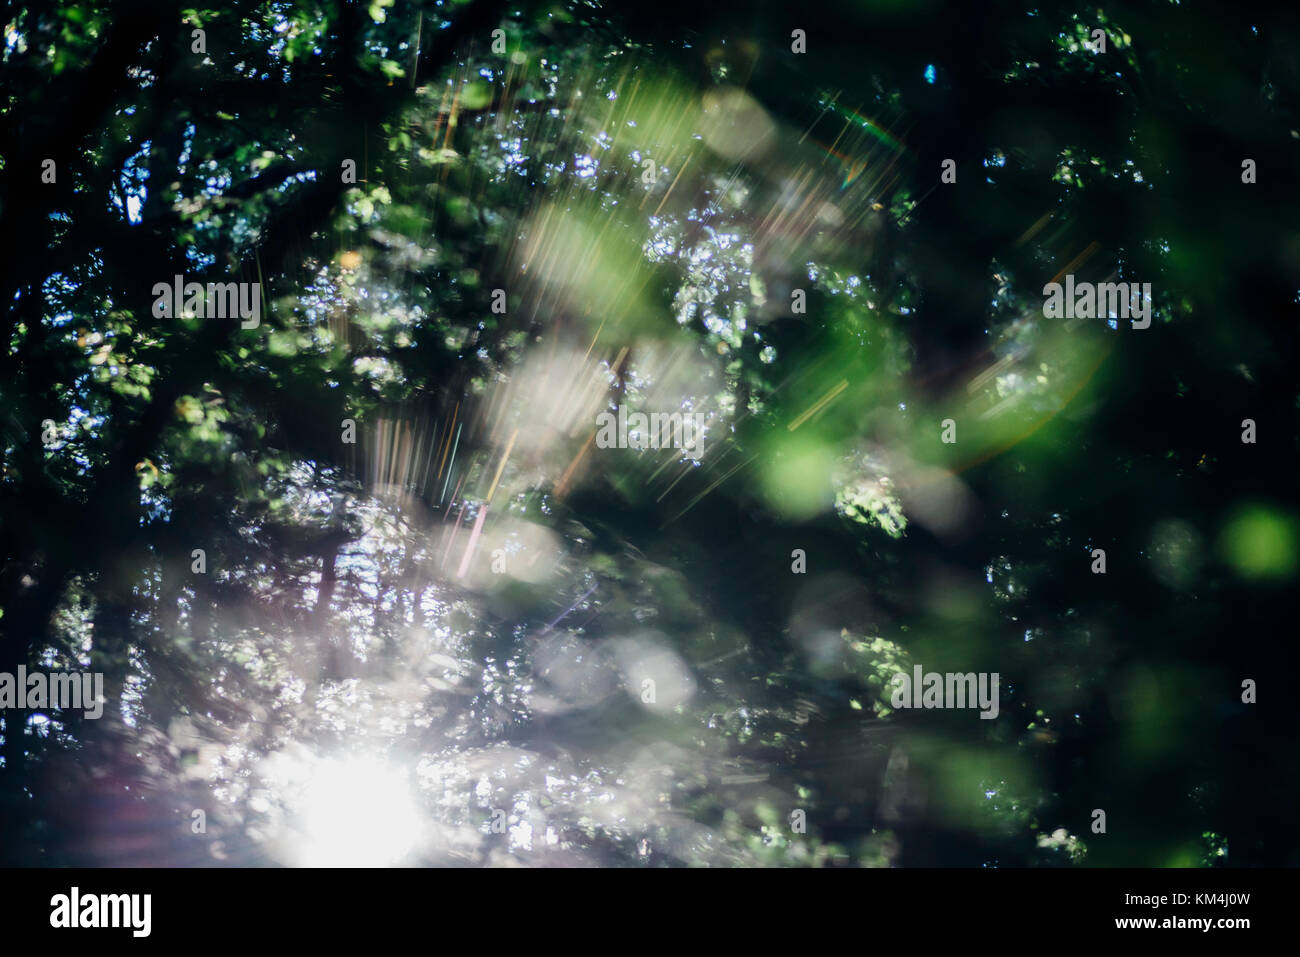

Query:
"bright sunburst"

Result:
[[294, 757, 424, 867]]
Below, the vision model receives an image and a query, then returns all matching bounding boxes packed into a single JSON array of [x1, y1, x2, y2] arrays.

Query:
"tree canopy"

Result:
[[0, 0, 1297, 867]]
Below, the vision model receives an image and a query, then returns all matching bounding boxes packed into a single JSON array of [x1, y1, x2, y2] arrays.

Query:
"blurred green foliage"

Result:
[[0, 0, 1296, 867]]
